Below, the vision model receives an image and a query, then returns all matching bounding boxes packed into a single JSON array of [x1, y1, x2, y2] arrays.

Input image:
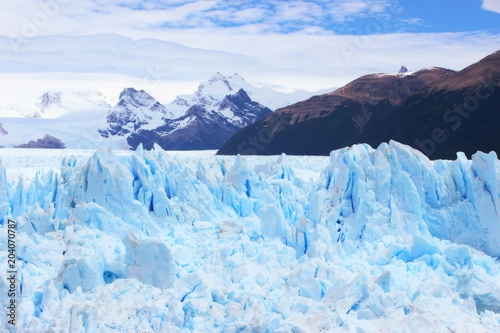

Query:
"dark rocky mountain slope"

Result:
[[127, 89, 272, 150], [218, 51, 500, 159]]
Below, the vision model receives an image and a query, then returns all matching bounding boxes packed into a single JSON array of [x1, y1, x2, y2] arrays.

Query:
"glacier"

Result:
[[0, 141, 499, 332]]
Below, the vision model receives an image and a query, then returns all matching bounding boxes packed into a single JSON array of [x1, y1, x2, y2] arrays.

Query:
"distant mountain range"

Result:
[[99, 72, 325, 150], [1, 90, 112, 118], [0, 73, 325, 150], [2, 50, 498, 157], [218, 50, 500, 159]]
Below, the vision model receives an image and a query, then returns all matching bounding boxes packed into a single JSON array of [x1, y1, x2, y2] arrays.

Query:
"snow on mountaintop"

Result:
[[167, 72, 323, 118], [0, 72, 313, 150], [398, 66, 409, 74], [1, 142, 500, 332], [118, 87, 173, 121], [100, 87, 172, 137], [0, 71, 322, 122], [0, 89, 112, 118], [123, 88, 272, 150], [198, 72, 234, 98]]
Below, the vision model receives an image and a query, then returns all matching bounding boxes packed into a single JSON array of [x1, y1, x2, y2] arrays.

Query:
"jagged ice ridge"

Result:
[[0, 141, 499, 332]]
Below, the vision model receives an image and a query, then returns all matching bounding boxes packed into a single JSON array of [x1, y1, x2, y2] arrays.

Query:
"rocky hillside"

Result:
[[218, 51, 500, 159]]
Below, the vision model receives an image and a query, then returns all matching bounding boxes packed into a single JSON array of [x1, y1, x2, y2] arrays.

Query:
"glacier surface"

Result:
[[0, 141, 500, 332]]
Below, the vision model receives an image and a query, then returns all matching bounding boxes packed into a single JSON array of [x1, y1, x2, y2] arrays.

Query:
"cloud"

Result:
[[0, 0, 219, 37], [273, 1, 323, 22], [0, 0, 409, 37], [200, 1, 403, 32], [2, 30, 499, 97], [0, 0, 499, 97], [326, 0, 400, 23], [482, 0, 500, 14]]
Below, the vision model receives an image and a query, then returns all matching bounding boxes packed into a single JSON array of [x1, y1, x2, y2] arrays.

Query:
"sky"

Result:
[[0, 0, 499, 100]]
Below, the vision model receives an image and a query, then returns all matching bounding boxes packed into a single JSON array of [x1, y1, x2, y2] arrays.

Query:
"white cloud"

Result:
[[158, 29, 500, 86], [273, 1, 323, 23], [482, 0, 500, 14], [0, 0, 219, 37], [327, 0, 397, 22], [2, 30, 499, 97], [0, 0, 407, 37], [232, 8, 268, 23], [0, 0, 499, 97]]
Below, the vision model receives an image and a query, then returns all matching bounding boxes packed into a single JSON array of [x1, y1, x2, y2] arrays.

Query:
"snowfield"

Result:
[[0, 142, 500, 332]]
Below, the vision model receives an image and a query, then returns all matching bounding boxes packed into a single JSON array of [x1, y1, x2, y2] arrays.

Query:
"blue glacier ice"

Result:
[[0, 141, 499, 332]]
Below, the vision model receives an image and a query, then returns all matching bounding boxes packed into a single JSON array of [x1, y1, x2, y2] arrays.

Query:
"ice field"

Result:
[[0, 142, 500, 332]]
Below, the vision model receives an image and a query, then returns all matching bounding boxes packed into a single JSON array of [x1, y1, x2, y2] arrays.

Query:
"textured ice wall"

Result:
[[0, 158, 10, 224], [313, 142, 500, 257], [0, 141, 499, 332]]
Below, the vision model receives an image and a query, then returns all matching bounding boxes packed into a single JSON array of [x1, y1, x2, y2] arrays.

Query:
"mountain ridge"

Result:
[[98, 73, 287, 150], [0, 73, 323, 149], [126, 88, 272, 150], [357, 50, 500, 159], [217, 50, 500, 159]]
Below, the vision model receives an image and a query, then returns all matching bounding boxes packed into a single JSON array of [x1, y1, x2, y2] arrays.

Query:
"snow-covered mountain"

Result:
[[101, 73, 303, 150], [1, 73, 323, 150], [36, 92, 64, 118], [1, 89, 112, 119], [99, 88, 173, 138], [1, 142, 499, 332], [127, 88, 272, 150], [0, 89, 117, 150], [168, 72, 324, 116]]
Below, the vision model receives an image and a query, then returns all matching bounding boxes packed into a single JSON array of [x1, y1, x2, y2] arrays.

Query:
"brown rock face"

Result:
[[275, 67, 455, 127], [218, 50, 500, 159], [14, 134, 66, 149], [431, 51, 500, 92]]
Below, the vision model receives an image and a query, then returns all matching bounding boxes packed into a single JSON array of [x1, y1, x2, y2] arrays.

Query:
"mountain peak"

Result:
[[200, 72, 233, 91], [165, 72, 324, 121], [101, 87, 170, 138], [30, 91, 65, 118], [229, 72, 245, 81], [119, 87, 144, 100], [218, 51, 500, 160], [117, 87, 162, 110], [398, 66, 409, 74], [207, 72, 230, 84], [328, 66, 454, 106], [195, 73, 234, 102]]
